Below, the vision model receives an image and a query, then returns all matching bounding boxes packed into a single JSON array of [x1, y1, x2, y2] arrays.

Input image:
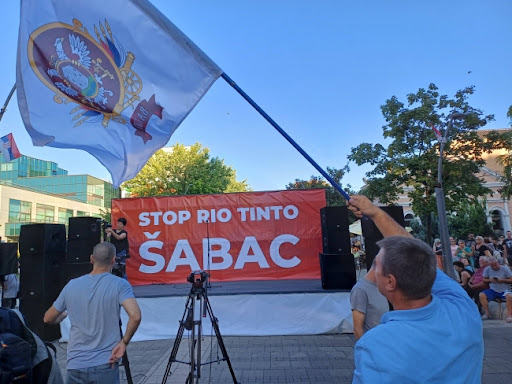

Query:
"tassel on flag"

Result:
[[0, 133, 21, 162]]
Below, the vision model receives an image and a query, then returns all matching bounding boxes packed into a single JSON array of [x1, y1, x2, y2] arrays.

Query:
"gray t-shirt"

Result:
[[3, 274, 19, 299], [350, 278, 389, 332], [53, 273, 135, 369], [483, 266, 512, 293]]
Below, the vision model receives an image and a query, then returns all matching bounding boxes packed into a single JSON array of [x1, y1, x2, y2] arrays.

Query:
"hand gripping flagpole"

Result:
[[221, 73, 351, 201], [0, 84, 17, 124]]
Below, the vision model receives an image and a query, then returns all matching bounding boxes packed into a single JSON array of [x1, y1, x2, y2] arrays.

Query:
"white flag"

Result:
[[17, 0, 222, 187]]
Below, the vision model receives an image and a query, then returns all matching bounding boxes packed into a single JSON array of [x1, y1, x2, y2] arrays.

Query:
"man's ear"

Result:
[[384, 273, 398, 293], [90, 254, 94, 264]]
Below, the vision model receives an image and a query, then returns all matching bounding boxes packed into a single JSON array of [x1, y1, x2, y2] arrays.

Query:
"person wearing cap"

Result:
[[348, 195, 483, 384]]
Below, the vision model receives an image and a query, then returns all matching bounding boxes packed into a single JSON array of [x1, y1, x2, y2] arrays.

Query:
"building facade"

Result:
[[0, 155, 121, 240]]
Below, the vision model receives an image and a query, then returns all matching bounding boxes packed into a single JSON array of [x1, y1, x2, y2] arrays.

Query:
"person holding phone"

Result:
[[479, 257, 512, 322]]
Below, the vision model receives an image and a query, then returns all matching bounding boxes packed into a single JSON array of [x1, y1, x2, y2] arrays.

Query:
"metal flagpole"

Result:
[[221, 73, 351, 201], [0, 84, 17, 124]]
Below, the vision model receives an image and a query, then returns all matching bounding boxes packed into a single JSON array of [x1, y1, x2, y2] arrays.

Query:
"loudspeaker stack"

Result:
[[18, 224, 66, 341], [319, 206, 356, 290], [361, 206, 406, 269], [62, 217, 99, 287]]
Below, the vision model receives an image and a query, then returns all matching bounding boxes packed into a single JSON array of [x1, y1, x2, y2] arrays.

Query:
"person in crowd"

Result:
[[351, 244, 361, 269], [468, 256, 491, 312], [493, 237, 504, 258], [348, 195, 483, 383], [449, 237, 458, 260], [1, 272, 19, 308], [453, 261, 474, 297], [479, 256, 512, 322], [455, 239, 472, 263], [105, 217, 129, 279], [473, 236, 492, 269], [465, 233, 476, 257], [433, 238, 443, 268], [461, 257, 475, 274], [504, 231, 512, 266], [44, 242, 141, 383], [350, 259, 389, 340]]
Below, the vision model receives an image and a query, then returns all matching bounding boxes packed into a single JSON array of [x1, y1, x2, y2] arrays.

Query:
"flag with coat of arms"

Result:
[[16, 0, 222, 187]]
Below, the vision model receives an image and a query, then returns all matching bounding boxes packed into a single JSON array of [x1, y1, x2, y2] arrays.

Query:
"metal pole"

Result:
[[435, 115, 467, 279], [221, 73, 350, 201], [0, 84, 16, 124]]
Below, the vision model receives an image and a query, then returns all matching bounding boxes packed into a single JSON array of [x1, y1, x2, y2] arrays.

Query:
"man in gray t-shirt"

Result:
[[350, 263, 389, 340], [479, 257, 512, 322], [1, 273, 19, 308], [44, 242, 142, 383]]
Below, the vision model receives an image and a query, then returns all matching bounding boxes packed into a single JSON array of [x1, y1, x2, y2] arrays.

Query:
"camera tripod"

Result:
[[161, 271, 240, 384]]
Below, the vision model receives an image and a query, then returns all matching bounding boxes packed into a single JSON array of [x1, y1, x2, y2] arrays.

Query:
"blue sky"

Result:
[[0, 0, 510, 192]]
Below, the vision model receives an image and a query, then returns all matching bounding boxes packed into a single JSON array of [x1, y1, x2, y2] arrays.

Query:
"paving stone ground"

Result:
[[53, 320, 512, 384]]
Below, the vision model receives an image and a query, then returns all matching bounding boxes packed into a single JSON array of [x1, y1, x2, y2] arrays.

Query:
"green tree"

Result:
[[285, 166, 355, 206], [447, 200, 493, 240], [490, 129, 512, 199], [122, 143, 250, 196], [349, 84, 500, 243]]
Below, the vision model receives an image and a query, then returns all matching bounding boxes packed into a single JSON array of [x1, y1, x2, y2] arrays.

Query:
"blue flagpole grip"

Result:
[[221, 73, 350, 201]]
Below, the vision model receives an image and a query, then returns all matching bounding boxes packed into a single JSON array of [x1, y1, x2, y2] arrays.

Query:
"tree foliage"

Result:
[[490, 129, 512, 199], [348, 83, 507, 241], [285, 166, 355, 206], [447, 200, 493, 240], [122, 143, 250, 197]]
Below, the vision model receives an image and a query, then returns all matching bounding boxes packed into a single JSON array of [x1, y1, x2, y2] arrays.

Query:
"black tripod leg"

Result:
[[162, 294, 193, 384], [119, 321, 134, 384], [204, 297, 239, 384]]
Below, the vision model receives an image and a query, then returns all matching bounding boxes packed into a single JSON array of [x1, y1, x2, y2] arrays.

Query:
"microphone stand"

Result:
[[206, 219, 212, 288]]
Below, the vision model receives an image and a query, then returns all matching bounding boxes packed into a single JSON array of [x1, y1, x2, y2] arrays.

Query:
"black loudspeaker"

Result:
[[19, 224, 66, 256], [68, 217, 101, 241], [319, 252, 356, 290], [361, 206, 406, 269], [320, 206, 351, 254], [61, 263, 93, 287], [0, 243, 18, 275], [66, 239, 95, 263], [19, 299, 61, 341]]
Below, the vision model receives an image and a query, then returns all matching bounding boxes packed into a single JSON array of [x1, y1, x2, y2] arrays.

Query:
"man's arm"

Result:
[[109, 298, 142, 364], [348, 195, 412, 238], [110, 230, 127, 241], [43, 305, 67, 325], [352, 310, 366, 341]]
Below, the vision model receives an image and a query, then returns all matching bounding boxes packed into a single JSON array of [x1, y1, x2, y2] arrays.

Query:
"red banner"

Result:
[[111, 190, 326, 286]]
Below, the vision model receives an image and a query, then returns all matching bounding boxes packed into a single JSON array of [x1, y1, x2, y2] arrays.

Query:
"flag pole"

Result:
[[0, 84, 17, 124], [221, 73, 350, 201]]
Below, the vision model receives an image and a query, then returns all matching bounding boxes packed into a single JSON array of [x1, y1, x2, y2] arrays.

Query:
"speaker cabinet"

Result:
[[361, 206, 405, 269], [0, 242, 18, 275], [68, 217, 101, 242], [320, 206, 351, 254], [61, 262, 93, 287], [319, 252, 356, 290], [19, 224, 66, 256], [66, 239, 96, 263], [19, 299, 61, 341]]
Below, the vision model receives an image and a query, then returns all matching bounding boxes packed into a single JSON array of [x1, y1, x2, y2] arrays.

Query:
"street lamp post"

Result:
[[435, 113, 468, 279]]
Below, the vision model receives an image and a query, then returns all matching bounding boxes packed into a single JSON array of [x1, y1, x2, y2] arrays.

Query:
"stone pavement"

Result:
[[53, 320, 512, 384]]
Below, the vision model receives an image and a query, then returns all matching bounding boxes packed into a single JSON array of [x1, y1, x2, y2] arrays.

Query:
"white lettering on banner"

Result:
[[234, 236, 270, 269], [203, 238, 232, 270], [236, 205, 298, 221], [137, 234, 302, 273], [270, 235, 300, 268], [139, 210, 192, 226], [166, 239, 201, 272], [197, 208, 232, 223], [139, 240, 165, 273]]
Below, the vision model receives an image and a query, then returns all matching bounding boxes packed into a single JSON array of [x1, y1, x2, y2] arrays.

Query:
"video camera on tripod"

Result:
[[187, 270, 209, 288]]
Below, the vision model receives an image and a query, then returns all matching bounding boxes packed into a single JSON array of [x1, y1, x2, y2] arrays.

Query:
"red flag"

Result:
[[431, 124, 442, 141]]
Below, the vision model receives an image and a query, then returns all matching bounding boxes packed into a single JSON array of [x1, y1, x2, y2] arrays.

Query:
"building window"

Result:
[[58, 208, 74, 224], [76, 211, 89, 217], [36, 204, 55, 223], [491, 210, 503, 232], [9, 199, 31, 222]]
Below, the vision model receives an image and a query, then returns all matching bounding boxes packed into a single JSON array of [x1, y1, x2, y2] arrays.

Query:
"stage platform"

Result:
[[59, 279, 355, 342]]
